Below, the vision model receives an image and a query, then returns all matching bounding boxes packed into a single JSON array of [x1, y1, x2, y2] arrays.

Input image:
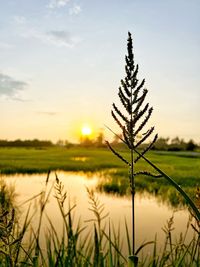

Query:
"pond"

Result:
[[2, 171, 194, 257]]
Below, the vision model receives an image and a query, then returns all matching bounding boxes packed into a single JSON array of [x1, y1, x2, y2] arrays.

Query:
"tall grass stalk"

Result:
[[106, 32, 159, 263], [106, 32, 200, 265]]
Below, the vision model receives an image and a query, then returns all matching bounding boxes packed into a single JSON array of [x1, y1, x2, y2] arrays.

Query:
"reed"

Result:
[[0, 173, 199, 266], [106, 32, 159, 264]]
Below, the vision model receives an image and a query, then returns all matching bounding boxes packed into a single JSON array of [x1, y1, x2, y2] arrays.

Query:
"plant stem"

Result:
[[130, 61, 135, 255], [130, 150, 135, 255]]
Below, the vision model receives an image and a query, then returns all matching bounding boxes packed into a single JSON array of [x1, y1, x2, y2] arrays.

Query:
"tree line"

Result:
[[0, 136, 199, 151], [151, 137, 198, 151], [0, 139, 53, 148]]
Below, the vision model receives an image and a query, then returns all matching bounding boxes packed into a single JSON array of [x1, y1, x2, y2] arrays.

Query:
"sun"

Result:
[[81, 125, 92, 136]]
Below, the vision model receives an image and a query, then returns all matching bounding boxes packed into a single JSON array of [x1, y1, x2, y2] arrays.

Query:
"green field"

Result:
[[0, 146, 200, 183], [0, 147, 200, 206]]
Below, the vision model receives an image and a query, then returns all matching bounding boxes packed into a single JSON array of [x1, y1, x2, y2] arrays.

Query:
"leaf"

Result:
[[134, 134, 158, 163], [106, 141, 130, 166], [134, 107, 153, 136], [135, 240, 155, 255], [134, 127, 155, 148], [112, 103, 129, 123], [124, 218, 131, 255]]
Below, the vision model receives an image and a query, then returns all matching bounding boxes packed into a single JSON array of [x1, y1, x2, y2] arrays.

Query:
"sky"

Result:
[[0, 0, 200, 143]]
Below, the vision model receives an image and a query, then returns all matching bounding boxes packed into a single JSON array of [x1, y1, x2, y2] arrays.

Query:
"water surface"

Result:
[[3, 171, 192, 256]]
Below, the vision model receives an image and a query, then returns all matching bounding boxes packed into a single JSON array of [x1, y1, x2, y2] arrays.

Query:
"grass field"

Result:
[[0, 146, 200, 206], [0, 146, 126, 173], [0, 147, 200, 178]]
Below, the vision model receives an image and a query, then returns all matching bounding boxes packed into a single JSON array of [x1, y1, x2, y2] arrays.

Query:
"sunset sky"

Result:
[[0, 0, 200, 143]]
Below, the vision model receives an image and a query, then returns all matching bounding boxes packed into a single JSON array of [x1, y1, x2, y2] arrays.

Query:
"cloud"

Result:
[[0, 73, 27, 98], [69, 4, 81, 15], [47, 30, 74, 47], [48, 0, 70, 9], [24, 29, 80, 48]]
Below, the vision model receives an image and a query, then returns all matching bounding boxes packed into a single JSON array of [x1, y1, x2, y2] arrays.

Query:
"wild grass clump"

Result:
[[0, 174, 130, 266], [0, 174, 199, 266], [138, 212, 200, 267]]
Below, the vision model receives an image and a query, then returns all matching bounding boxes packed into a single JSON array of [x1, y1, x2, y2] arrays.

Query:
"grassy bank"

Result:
[[0, 146, 125, 174], [1, 147, 200, 182]]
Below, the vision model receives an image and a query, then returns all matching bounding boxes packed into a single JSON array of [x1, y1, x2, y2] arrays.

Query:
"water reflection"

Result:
[[2, 171, 193, 256], [71, 156, 89, 162], [96, 170, 196, 208]]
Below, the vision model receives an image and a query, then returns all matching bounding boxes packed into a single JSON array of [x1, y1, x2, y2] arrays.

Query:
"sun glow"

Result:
[[81, 125, 92, 136]]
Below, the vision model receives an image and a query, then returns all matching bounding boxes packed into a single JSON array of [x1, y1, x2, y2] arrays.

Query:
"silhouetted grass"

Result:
[[0, 175, 199, 266]]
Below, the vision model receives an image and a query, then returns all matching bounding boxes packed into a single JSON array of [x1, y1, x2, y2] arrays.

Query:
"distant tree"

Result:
[[152, 137, 169, 150], [186, 139, 197, 151], [0, 139, 53, 148], [168, 136, 186, 151], [111, 134, 123, 145], [56, 139, 64, 147], [64, 139, 72, 148], [95, 132, 105, 147], [171, 137, 181, 145], [80, 136, 93, 147]]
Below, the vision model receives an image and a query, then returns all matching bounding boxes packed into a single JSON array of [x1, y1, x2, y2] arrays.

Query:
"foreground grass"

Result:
[[0, 176, 199, 267]]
